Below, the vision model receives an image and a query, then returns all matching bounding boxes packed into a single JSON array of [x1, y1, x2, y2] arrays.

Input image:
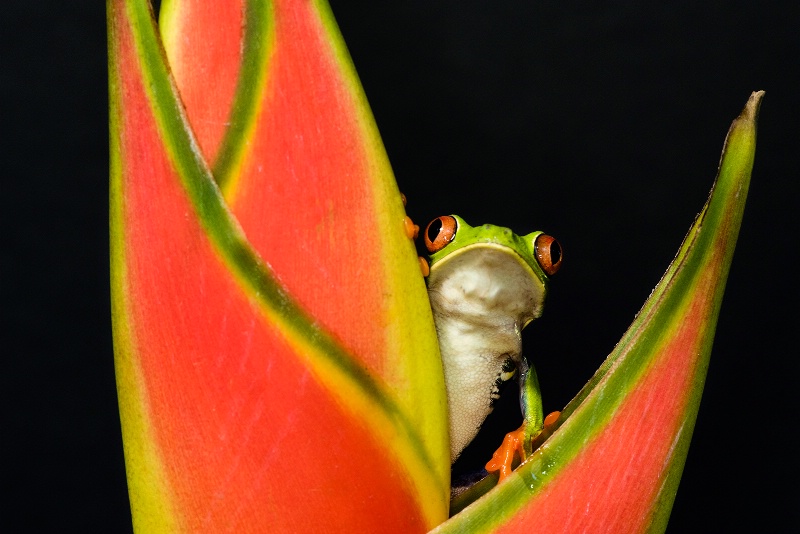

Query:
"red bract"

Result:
[[109, 0, 449, 531]]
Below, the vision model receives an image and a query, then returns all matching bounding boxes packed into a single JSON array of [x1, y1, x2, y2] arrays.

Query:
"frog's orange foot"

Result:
[[544, 410, 561, 430], [403, 215, 419, 240], [400, 193, 419, 239], [485, 426, 527, 482], [486, 412, 562, 482], [418, 256, 430, 277]]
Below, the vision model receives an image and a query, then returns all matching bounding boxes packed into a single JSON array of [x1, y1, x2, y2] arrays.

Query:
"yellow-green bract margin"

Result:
[[313, 0, 451, 500], [108, 3, 181, 532]]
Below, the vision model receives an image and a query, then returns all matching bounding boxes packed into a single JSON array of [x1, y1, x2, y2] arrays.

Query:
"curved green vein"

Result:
[[211, 0, 272, 191], [445, 93, 760, 529], [124, 0, 442, 491]]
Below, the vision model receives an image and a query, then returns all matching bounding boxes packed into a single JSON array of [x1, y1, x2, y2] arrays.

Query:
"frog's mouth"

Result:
[[426, 244, 548, 328]]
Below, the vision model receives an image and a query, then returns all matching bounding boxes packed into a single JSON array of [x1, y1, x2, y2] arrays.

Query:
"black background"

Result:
[[5, 1, 799, 532]]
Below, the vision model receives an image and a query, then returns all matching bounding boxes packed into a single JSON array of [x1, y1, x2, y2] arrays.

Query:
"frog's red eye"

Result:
[[424, 216, 457, 253], [534, 234, 562, 276]]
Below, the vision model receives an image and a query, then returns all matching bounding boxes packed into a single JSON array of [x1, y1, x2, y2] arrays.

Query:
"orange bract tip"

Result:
[[418, 256, 430, 277]]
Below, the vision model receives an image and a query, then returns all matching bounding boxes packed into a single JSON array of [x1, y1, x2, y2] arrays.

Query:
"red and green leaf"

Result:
[[439, 92, 762, 533], [109, 0, 448, 531]]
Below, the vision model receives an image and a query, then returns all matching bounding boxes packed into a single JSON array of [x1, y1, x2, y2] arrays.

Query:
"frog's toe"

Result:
[[485, 425, 527, 482], [403, 215, 419, 239], [544, 410, 561, 430], [418, 256, 430, 277]]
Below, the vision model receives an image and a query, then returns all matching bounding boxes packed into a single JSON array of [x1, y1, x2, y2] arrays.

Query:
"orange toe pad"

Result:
[[485, 426, 526, 482]]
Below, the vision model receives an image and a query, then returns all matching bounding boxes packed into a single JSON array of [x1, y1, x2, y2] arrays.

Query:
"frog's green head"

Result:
[[423, 214, 562, 283]]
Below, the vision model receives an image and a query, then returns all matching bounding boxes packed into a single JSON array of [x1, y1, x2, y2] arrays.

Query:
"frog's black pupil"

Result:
[[550, 241, 562, 264], [427, 218, 443, 242]]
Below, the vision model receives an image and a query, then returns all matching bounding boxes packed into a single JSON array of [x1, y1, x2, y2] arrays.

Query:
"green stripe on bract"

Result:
[[213, 0, 272, 191], [124, 0, 440, 492]]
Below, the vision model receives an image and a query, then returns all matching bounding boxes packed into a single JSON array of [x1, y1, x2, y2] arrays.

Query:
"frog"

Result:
[[420, 214, 562, 480]]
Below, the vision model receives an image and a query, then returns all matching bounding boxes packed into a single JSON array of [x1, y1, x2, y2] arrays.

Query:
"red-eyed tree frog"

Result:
[[421, 215, 562, 480]]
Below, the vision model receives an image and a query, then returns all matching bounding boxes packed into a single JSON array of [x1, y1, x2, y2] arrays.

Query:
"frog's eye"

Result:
[[534, 234, 562, 276], [424, 216, 457, 253]]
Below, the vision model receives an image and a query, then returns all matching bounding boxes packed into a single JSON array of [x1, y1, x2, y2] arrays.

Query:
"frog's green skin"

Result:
[[425, 215, 554, 462]]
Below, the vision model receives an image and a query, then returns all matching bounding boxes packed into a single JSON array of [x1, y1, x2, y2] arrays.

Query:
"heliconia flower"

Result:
[[109, 0, 448, 531], [107, 0, 761, 532]]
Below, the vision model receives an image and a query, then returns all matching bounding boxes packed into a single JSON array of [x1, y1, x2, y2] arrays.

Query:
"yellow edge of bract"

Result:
[[157, 0, 180, 52], [109, 26, 180, 530], [312, 0, 451, 515], [111, 288, 181, 534]]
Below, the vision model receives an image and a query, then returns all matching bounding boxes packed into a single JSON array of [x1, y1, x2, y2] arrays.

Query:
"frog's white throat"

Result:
[[427, 245, 546, 462]]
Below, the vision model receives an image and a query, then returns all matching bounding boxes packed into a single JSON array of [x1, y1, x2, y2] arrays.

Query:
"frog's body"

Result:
[[423, 215, 561, 463]]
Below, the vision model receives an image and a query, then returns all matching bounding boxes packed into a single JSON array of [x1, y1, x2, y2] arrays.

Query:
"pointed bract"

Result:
[[109, 0, 448, 531], [438, 92, 762, 533]]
